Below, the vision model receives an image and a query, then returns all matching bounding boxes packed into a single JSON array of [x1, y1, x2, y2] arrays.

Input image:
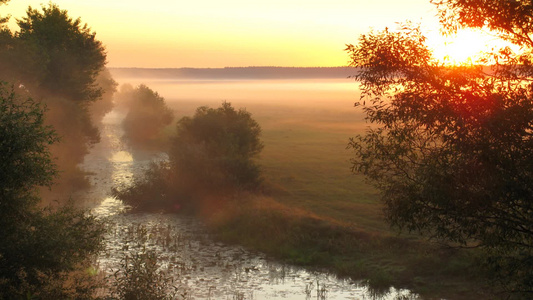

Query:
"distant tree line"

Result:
[[110, 66, 353, 80]]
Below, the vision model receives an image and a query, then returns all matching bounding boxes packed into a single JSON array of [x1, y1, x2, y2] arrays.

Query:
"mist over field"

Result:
[[109, 67, 362, 126], [3, 1, 533, 299]]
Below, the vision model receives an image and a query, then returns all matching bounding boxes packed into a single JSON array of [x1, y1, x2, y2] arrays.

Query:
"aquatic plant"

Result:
[[106, 222, 188, 300]]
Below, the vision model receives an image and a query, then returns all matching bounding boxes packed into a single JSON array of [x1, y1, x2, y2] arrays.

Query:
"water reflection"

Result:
[[91, 197, 126, 217], [97, 213, 417, 300], [111, 151, 133, 163]]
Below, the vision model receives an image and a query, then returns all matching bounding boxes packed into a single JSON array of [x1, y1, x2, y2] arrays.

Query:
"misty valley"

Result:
[[2, 1, 532, 300], [79, 83, 413, 298]]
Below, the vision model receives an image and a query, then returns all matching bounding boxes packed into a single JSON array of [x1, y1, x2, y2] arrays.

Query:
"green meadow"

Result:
[[166, 91, 386, 231], [162, 91, 491, 299], [256, 107, 387, 232]]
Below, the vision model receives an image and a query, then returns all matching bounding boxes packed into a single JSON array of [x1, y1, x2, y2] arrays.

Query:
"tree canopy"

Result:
[[0, 83, 57, 212], [433, 0, 533, 48], [0, 3, 111, 293], [0, 3, 111, 140], [0, 3, 115, 194], [114, 102, 264, 212], [347, 0, 533, 294], [15, 3, 106, 103], [170, 102, 264, 192]]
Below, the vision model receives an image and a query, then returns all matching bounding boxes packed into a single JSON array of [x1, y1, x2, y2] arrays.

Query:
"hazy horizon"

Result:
[[3, 0, 441, 68]]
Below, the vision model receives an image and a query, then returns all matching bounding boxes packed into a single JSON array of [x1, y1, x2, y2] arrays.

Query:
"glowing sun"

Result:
[[427, 28, 508, 64]]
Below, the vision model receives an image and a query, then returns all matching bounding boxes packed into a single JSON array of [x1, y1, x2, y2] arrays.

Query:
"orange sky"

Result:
[[3, 0, 442, 68]]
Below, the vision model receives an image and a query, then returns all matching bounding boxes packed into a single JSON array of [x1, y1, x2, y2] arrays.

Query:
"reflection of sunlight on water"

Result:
[[92, 197, 126, 217], [95, 214, 419, 300], [92, 150, 135, 216], [88, 110, 135, 216], [111, 151, 133, 163]]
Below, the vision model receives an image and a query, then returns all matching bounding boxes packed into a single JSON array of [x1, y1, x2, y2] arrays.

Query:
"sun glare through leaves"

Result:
[[426, 28, 516, 65]]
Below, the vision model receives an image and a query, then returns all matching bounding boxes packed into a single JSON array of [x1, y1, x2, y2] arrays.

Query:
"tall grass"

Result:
[[99, 221, 190, 299]]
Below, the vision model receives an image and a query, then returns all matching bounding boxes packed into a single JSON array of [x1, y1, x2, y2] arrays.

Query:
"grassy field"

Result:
[[162, 97, 493, 299], [167, 96, 387, 230], [257, 109, 388, 233]]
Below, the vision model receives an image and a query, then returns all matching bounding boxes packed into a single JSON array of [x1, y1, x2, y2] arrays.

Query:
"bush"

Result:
[[170, 102, 263, 193], [110, 248, 180, 300], [112, 162, 179, 212], [114, 102, 264, 212], [115, 84, 174, 150]]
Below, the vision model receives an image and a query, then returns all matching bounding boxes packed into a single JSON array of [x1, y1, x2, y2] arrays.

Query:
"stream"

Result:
[[77, 110, 419, 300]]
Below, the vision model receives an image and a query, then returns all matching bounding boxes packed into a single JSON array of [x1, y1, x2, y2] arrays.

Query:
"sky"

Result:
[[3, 0, 444, 68]]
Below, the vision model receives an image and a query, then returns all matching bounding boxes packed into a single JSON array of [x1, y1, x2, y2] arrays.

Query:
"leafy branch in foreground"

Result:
[[347, 13, 533, 296], [0, 83, 104, 298]]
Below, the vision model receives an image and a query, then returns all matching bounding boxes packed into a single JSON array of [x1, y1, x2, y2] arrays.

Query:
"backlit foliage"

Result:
[[347, 2, 533, 295]]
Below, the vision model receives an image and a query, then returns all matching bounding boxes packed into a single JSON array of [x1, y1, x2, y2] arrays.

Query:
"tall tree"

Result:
[[347, 1, 533, 294], [16, 3, 106, 103], [0, 3, 114, 194]]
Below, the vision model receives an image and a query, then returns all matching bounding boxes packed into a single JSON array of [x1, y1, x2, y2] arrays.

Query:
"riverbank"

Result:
[[90, 106, 420, 299], [196, 193, 491, 300]]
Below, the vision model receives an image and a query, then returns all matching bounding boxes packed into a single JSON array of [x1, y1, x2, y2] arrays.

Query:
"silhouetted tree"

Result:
[[0, 1, 10, 25], [0, 1, 17, 82], [347, 1, 533, 295], [16, 3, 106, 104], [0, 3, 114, 195], [433, 0, 533, 50], [0, 83, 104, 298]]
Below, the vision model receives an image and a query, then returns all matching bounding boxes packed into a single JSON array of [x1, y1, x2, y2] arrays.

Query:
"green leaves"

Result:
[[0, 84, 104, 297], [347, 17, 533, 294], [0, 83, 57, 205], [171, 102, 264, 192]]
